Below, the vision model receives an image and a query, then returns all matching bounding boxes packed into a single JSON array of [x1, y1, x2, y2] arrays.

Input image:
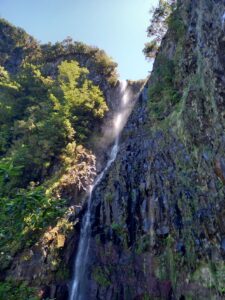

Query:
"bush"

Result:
[[0, 281, 38, 300], [0, 184, 66, 270], [92, 267, 111, 287], [143, 41, 159, 59], [0, 59, 108, 272], [148, 55, 180, 120], [167, 10, 186, 41]]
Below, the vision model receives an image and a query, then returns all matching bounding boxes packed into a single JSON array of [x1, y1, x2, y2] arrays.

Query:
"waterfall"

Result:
[[69, 80, 131, 300], [222, 12, 225, 27]]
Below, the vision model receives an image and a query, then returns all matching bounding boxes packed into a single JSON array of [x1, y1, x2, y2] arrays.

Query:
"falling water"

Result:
[[222, 12, 225, 27], [69, 80, 131, 300]]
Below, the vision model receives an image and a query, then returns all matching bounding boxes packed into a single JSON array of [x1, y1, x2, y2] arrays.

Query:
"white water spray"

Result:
[[69, 80, 131, 300]]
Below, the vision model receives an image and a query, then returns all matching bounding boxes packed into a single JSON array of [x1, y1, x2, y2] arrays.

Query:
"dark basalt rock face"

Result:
[[80, 0, 225, 299], [2, 0, 225, 298]]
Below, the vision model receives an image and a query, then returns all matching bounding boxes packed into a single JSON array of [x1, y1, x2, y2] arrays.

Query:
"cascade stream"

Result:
[[69, 80, 131, 300]]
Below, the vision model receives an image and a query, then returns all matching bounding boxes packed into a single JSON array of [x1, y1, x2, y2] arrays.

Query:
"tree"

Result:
[[55, 60, 108, 142], [143, 0, 177, 60], [0, 66, 20, 154], [0, 59, 108, 188]]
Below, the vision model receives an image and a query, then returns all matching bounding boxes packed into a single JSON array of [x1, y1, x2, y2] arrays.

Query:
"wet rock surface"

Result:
[[1, 80, 143, 300], [78, 0, 225, 299], [2, 0, 225, 299]]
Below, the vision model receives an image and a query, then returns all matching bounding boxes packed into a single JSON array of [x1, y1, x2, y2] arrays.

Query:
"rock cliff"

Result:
[[80, 1, 225, 299], [0, 17, 144, 299], [2, 0, 225, 298]]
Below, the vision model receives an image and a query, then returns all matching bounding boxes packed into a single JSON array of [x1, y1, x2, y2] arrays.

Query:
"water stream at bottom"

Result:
[[69, 81, 130, 300]]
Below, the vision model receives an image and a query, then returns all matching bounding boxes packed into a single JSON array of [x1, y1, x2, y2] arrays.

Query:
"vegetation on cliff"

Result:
[[2, 0, 225, 298], [143, 0, 177, 60], [0, 18, 118, 87], [144, 0, 225, 298], [0, 18, 118, 299], [85, 1, 225, 299]]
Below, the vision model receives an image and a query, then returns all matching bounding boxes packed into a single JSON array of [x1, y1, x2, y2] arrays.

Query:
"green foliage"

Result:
[[0, 64, 71, 185], [92, 267, 111, 287], [41, 40, 118, 86], [155, 235, 180, 286], [0, 60, 107, 187], [0, 18, 115, 295], [143, 41, 159, 60], [0, 59, 108, 272], [93, 49, 118, 85], [111, 222, 124, 235], [167, 9, 186, 41], [144, 0, 177, 59], [148, 55, 180, 120], [111, 222, 128, 248], [142, 294, 152, 300], [55, 264, 70, 281], [192, 263, 225, 294], [0, 280, 38, 300], [56, 60, 108, 142], [135, 235, 151, 255], [0, 158, 23, 195], [0, 18, 41, 70], [105, 192, 113, 204], [0, 17, 118, 91], [0, 184, 66, 270]]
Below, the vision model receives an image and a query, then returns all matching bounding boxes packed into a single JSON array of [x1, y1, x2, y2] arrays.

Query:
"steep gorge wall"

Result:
[[2, 0, 225, 298], [0, 18, 144, 299], [2, 80, 143, 300], [83, 1, 225, 299]]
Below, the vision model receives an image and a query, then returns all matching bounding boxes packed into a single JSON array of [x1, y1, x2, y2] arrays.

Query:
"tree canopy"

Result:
[[0, 59, 108, 272], [143, 0, 177, 60]]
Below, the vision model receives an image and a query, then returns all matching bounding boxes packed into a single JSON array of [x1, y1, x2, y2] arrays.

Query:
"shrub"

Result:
[[92, 267, 111, 287], [0, 281, 38, 300], [148, 55, 180, 120]]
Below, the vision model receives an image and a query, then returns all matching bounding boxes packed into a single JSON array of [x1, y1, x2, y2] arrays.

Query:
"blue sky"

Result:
[[0, 0, 158, 80]]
